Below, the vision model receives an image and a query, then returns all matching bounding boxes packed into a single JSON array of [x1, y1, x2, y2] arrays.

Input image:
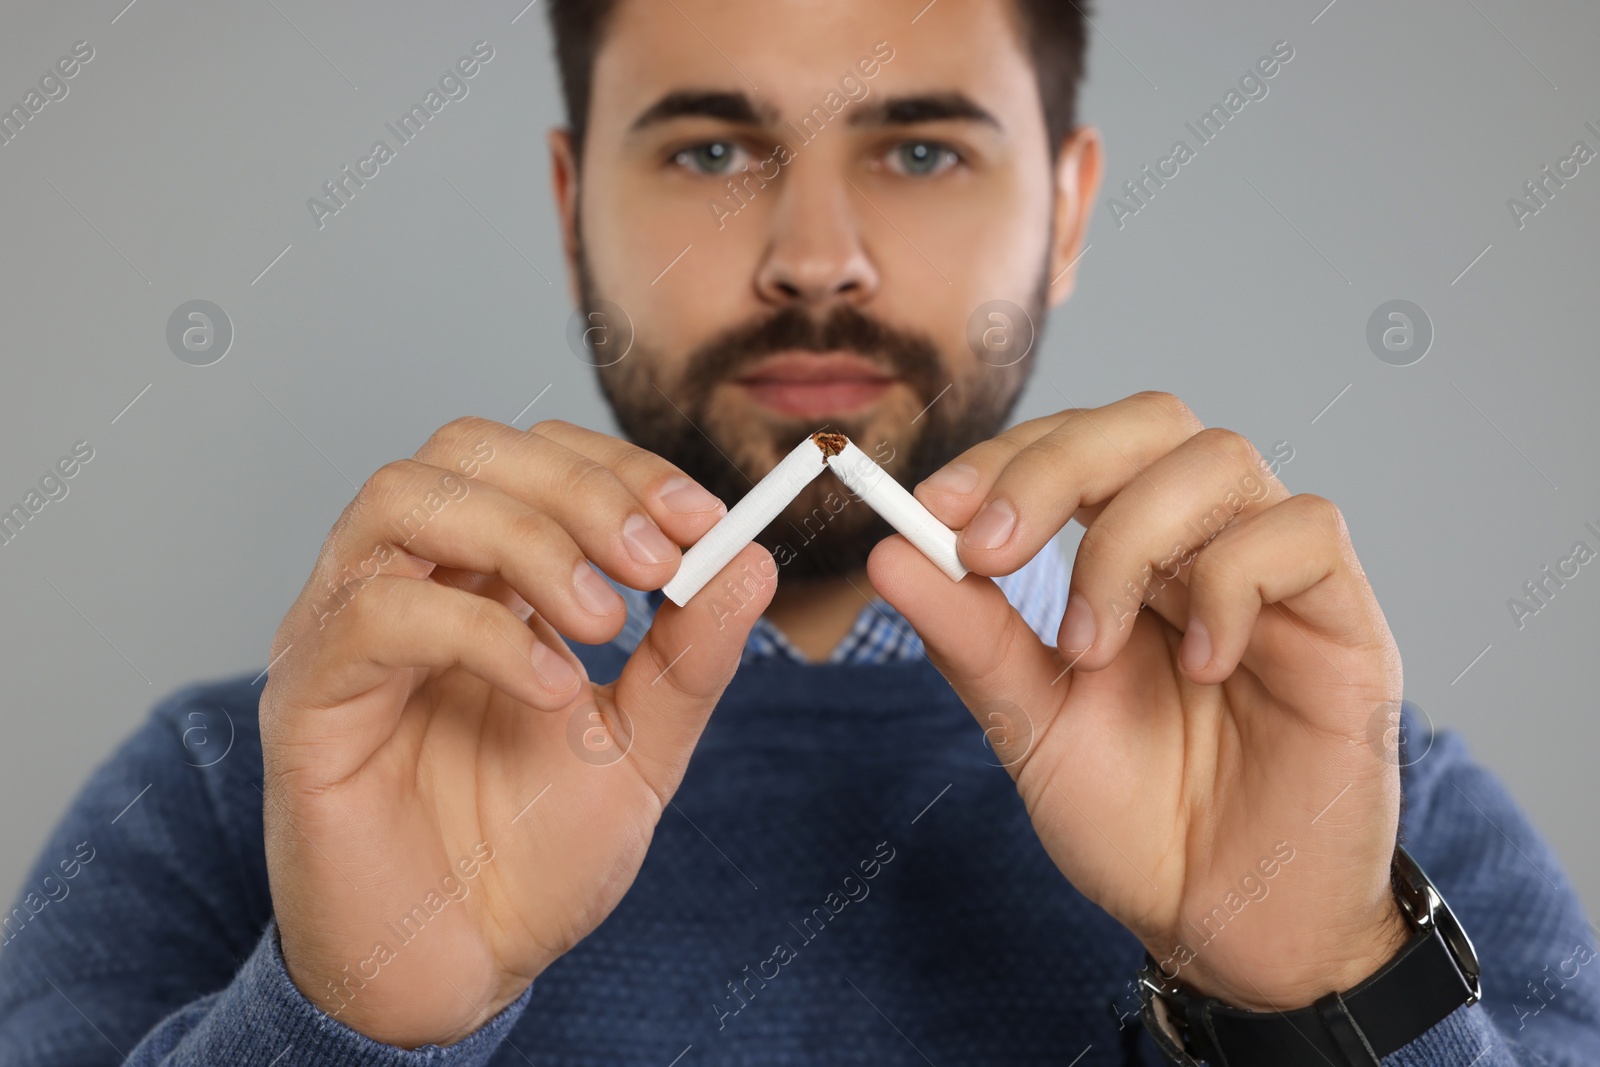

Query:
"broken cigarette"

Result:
[[824, 440, 969, 584], [661, 435, 830, 606], [660, 432, 968, 607]]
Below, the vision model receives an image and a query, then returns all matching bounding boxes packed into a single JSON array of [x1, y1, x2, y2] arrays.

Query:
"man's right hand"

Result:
[[258, 417, 770, 1048]]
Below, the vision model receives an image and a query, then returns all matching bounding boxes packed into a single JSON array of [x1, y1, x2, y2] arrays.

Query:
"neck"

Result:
[[763, 568, 879, 663]]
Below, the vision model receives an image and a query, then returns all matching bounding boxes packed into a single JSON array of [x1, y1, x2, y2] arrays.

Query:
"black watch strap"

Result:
[[1137, 845, 1481, 1066]]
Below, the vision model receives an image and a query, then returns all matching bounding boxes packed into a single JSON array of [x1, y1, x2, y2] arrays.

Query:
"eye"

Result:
[[885, 140, 960, 177], [672, 141, 748, 176]]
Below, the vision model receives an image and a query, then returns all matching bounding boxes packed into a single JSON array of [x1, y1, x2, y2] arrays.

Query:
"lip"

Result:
[[733, 352, 898, 418]]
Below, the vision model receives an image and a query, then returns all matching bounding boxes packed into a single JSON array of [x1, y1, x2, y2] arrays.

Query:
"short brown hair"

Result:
[[546, 0, 1090, 161]]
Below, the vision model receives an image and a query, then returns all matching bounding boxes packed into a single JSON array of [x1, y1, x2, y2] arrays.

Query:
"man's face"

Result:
[[562, 0, 1084, 580]]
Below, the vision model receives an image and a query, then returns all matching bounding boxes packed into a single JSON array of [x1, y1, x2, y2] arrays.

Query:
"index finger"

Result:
[[912, 392, 1205, 577], [412, 415, 728, 556], [525, 418, 729, 539]]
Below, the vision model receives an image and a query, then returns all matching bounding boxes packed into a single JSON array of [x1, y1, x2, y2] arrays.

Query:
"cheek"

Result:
[[580, 166, 760, 364], [882, 173, 1054, 327]]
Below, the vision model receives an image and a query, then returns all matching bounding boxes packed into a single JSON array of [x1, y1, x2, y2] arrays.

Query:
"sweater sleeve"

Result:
[[119, 919, 534, 1066], [0, 680, 533, 1065], [1377, 704, 1600, 1066]]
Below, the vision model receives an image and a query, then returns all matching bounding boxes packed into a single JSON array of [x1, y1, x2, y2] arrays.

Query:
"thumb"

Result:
[[605, 543, 777, 792], [867, 535, 1064, 775]]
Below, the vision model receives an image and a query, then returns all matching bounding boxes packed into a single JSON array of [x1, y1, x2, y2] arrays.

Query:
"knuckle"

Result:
[[612, 444, 665, 487], [464, 598, 518, 655], [529, 418, 573, 440], [1008, 412, 1061, 444], [371, 458, 416, 493], [1015, 428, 1069, 468], [507, 507, 558, 552], [1188, 540, 1241, 589], [355, 460, 417, 513], [558, 454, 620, 500], [448, 415, 498, 439], [1135, 390, 1203, 433], [1134, 389, 1182, 417], [1194, 426, 1263, 469], [422, 418, 472, 454], [1295, 493, 1347, 540], [421, 416, 498, 460]]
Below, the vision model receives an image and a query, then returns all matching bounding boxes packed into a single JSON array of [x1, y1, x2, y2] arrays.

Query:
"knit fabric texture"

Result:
[[2, 568, 1597, 1064]]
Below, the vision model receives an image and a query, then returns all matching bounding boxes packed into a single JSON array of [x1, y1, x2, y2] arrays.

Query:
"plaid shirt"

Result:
[[607, 539, 1069, 665]]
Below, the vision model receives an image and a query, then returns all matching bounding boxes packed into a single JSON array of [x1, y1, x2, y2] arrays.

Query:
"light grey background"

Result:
[[2, 0, 1596, 922]]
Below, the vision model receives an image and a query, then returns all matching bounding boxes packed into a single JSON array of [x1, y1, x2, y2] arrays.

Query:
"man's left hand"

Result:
[[867, 391, 1413, 1011]]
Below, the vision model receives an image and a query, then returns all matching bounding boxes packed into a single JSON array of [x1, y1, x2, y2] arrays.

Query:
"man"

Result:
[[1, 0, 1595, 1063]]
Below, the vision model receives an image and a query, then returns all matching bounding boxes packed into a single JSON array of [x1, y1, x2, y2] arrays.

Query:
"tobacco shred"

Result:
[[811, 432, 849, 458]]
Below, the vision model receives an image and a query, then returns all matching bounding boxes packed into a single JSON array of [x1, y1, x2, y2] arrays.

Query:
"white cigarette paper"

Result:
[[661, 436, 828, 606], [825, 442, 969, 583]]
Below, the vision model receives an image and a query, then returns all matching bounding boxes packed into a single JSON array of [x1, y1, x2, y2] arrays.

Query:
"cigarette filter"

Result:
[[661, 435, 829, 606], [825, 441, 969, 583]]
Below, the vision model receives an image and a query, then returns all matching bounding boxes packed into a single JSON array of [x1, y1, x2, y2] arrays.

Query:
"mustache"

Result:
[[676, 305, 945, 406]]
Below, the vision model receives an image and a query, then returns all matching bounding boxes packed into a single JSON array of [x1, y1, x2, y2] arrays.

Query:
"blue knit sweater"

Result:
[[2, 641, 1597, 1065]]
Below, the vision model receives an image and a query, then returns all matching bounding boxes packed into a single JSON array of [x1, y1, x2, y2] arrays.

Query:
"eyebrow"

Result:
[[629, 90, 779, 132], [848, 92, 1002, 131], [628, 89, 1002, 135]]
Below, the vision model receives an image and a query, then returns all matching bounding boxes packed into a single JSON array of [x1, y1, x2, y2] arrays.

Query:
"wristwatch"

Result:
[[1136, 844, 1481, 1066]]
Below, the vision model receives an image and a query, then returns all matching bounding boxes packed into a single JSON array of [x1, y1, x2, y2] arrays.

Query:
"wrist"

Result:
[[1159, 892, 1413, 1011], [281, 936, 531, 1049], [1138, 844, 1482, 1067]]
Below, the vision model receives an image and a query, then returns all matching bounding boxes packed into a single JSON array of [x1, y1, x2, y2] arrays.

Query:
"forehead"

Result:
[[589, 0, 1044, 132]]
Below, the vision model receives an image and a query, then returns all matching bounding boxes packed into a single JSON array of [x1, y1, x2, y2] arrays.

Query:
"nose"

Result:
[[754, 161, 881, 309]]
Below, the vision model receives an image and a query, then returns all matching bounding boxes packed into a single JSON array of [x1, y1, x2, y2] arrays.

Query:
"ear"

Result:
[[1045, 125, 1103, 307], [548, 127, 582, 307]]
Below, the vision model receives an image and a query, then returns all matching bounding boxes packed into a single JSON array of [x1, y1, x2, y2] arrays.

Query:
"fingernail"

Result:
[[963, 498, 1016, 550], [531, 640, 579, 691], [1061, 592, 1096, 653], [1180, 617, 1211, 672], [657, 477, 725, 515], [623, 513, 677, 565], [572, 560, 623, 616], [921, 463, 980, 495]]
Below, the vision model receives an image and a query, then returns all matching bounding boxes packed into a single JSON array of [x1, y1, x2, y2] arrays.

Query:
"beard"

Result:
[[576, 248, 1050, 583]]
